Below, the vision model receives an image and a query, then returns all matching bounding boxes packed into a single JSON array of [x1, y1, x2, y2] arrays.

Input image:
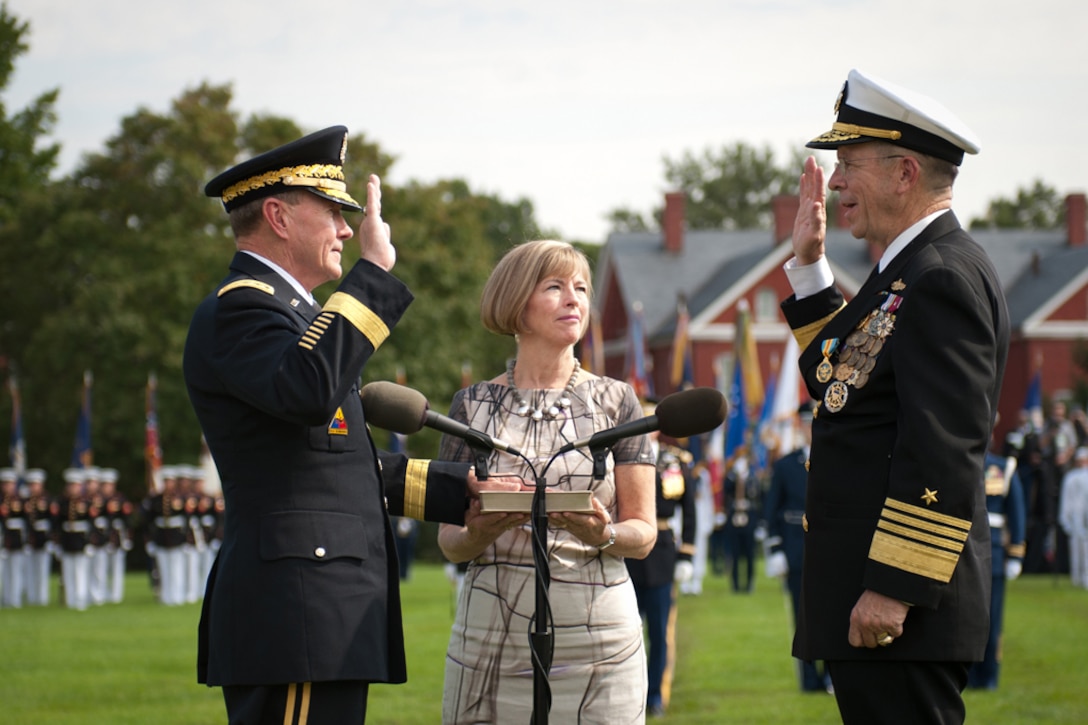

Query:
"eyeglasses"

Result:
[[833, 155, 904, 175]]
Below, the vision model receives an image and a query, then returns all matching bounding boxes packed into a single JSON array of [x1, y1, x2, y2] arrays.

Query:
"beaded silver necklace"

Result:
[[506, 358, 581, 421]]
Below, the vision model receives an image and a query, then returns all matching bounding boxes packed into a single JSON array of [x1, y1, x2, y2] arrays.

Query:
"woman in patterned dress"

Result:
[[437, 240, 657, 723]]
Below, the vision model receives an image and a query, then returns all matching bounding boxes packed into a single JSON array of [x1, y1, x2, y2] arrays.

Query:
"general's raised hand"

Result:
[[359, 174, 396, 271]]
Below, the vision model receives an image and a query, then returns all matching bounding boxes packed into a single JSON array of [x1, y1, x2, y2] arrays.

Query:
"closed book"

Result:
[[478, 490, 594, 514]]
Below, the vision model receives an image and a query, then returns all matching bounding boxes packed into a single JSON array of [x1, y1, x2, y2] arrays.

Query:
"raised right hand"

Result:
[[792, 156, 827, 265]]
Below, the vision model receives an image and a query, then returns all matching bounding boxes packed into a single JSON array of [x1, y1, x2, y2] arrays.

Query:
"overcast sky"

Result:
[[7, 0, 1087, 242]]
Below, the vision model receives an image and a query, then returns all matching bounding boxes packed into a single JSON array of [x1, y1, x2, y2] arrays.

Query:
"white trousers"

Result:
[[62, 551, 91, 610], [155, 547, 187, 605], [1, 550, 27, 608], [89, 546, 108, 605], [1070, 533, 1088, 588], [25, 549, 51, 605], [108, 547, 127, 603]]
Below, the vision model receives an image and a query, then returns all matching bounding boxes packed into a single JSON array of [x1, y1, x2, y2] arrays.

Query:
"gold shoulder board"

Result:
[[217, 279, 275, 297]]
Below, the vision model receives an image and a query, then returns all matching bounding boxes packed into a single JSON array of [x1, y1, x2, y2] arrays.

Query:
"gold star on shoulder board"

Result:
[[921, 488, 939, 506]]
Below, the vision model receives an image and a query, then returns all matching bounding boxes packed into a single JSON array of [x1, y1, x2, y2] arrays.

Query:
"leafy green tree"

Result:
[[608, 141, 804, 232], [4, 83, 241, 497], [969, 179, 1065, 230], [1, 64, 556, 498]]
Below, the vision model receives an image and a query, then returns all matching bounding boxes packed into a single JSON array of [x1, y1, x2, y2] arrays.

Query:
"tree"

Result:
[[0, 68, 555, 499], [969, 179, 1065, 230], [608, 141, 804, 232]]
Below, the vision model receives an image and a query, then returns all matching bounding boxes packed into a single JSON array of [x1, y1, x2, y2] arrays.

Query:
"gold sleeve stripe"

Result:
[[403, 459, 429, 520], [298, 313, 331, 350], [218, 279, 275, 297], [324, 292, 391, 349], [880, 508, 970, 544], [877, 519, 965, 553], [870, 530, 960, 582], [883, 498, 972, 531], [791, 301, 846, 351], [678, 543, 696, 556], [1007, 544, 1026, 558]]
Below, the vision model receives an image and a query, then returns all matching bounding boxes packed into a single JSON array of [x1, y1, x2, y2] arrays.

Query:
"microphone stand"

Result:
[[484, 442, 612, 725]]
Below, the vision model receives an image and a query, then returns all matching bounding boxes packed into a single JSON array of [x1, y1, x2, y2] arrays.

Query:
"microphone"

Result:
[[556, 387, 727, 455], [360, 381, 521, 455]]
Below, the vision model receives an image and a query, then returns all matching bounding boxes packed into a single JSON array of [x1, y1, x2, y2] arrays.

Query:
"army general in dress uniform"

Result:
[[184, 126, 516, 724], [781, 70, 1009, 724]]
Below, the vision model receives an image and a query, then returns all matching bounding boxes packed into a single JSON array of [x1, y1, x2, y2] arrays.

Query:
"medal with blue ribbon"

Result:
[[816, 338, 838, 384]]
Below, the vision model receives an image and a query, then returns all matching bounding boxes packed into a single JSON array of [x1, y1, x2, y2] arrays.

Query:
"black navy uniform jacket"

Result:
[[781, 212, 1009, 662], [184, 252, 471, 688]]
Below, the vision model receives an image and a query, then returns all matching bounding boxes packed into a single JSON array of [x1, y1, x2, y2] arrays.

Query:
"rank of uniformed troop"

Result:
[[0, 464, 224, 610]]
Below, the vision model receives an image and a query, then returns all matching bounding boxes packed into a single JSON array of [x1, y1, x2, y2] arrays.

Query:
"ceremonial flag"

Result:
[[669, 297, 694, 391], [706, 360, 727, 511], [752, 355, 778, 473], [71, 370, 93, 468], [582, 312, 605, 376], [145, 373, 163, 491], [724, 351, 747, 461], [768, 334, 802, 455], [736, 299, 764, 416], [1023, 364, 1042, 414], [625, 301, 653, 400], [8, 375, 26, 478]]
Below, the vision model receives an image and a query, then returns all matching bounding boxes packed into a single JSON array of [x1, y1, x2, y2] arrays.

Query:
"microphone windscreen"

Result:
[[359, 381, 428, 434], [655, 387, 729, 438]]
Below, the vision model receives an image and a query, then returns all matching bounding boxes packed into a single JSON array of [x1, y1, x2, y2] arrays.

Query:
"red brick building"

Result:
[[592, 192, 1088, 446]]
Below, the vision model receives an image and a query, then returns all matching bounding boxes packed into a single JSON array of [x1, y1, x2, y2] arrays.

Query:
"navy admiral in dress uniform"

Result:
[[781, 70, 1009, 724], [184, 126, 517, 724], [764, 402, 830, 693]]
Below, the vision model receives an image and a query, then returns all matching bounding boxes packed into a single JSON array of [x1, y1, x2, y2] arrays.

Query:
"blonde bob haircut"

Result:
[[480, 240, 593, 337]]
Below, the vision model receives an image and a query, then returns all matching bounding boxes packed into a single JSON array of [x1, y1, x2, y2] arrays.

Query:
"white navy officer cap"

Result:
[[0, 468, 16, 482], [100, 468, 119, 484], [25, 469, 46, 484], [808, 69, 981, 166], [63, 468, 85, 484]]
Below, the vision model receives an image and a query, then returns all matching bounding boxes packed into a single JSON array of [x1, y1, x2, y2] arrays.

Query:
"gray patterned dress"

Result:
[[439, 375, 655, 724]]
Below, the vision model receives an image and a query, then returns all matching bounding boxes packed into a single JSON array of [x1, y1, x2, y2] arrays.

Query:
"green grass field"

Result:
[[0, 564, 1084, 723]]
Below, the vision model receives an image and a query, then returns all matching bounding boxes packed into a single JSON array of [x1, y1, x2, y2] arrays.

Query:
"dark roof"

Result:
[[603, 223, 1082, 338], [599, 230, 771, 338]]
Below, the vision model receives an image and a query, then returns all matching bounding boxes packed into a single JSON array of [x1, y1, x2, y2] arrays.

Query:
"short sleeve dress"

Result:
[[439, 374, 656, 724]]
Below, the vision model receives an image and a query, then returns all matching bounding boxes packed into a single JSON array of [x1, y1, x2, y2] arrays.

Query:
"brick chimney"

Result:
[[663, 191, 686, 254], [772, 195, 799, 245], [1067, 192, 1086, 247]]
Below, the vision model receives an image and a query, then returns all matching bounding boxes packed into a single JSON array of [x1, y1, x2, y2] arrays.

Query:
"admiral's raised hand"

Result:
[[359, 174, 396, 271], [792, 155, 827, 265]]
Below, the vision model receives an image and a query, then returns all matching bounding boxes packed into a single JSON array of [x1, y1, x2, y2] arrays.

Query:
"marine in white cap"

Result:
[[23, 469, 57, 606], [780, 69, 1010, 725]]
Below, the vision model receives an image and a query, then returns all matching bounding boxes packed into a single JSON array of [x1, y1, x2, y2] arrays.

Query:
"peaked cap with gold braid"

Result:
[[205, 125, 363, 212]]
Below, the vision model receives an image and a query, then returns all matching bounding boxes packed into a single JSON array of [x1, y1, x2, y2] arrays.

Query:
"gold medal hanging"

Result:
[[816, 338, 839, 384]]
